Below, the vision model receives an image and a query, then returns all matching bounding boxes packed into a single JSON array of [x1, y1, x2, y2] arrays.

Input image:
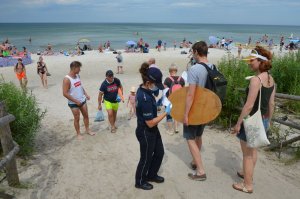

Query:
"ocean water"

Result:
[[0, 23, 300, 52]]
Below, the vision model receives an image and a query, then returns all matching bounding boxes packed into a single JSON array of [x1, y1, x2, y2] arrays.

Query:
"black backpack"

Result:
[[199, 62, 227, 104]]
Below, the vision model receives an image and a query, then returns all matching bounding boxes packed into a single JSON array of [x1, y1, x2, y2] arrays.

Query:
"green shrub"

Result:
[[272, 50, 300, 113], [216, 55, 253, 128], [0, 80, 45, 156], [272, 50, 300, 95], [217, 50, 300, 128]]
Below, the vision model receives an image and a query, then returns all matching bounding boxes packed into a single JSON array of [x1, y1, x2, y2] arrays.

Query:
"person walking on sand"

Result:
[[62, 61, 95, 140], [232, 46, 275, 194], [98, 70, 123, 133], [221, 37, 225, 48], [148, 58, 162, 110], [116, 51, 124, 74], [135, 62, 171, 190], [148, 58, 158, 68], [279, 36, 284, 52], [164, 63, 185, 135], [183, 41, 214, 181], [238, 44, 242, 59], [157, 39, 162, 52], [37, 56, 49, 89], [14, 58, 28, 89], [127, 86, 136, 120], [98, 43, 103, 53]]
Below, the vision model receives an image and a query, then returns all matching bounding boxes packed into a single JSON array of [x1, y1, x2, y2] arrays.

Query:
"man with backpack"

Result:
[[164, 63, 185, 135], [183, 41, 226, 181]]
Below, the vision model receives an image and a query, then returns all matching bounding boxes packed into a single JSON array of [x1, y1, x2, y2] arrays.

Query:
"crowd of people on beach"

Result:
[[206, 33, 299, 54], [0, 38, 28, 58], [2, 33, 298, 60], [59, 40, 276, 194]]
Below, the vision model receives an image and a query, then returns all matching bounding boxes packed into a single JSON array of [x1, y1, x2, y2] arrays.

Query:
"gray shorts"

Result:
[[183, 125, 205, 140]]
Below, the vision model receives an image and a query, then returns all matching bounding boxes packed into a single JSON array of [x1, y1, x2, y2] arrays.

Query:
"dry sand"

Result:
[[0, 47, 300, 199]]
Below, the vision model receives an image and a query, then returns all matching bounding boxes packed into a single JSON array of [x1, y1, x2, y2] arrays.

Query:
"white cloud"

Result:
[[23, 0, 80, 5], [171, 2, 206, 7]]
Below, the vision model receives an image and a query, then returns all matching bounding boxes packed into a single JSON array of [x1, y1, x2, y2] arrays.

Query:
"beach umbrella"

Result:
[[290, 39, 300, 44], [78, 38, 90, 43], [126, 41, 136, 46], [209, 36, 219, 45]]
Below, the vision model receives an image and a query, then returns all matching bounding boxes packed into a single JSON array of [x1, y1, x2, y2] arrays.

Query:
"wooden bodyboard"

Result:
[[168, 87, 222, 125]]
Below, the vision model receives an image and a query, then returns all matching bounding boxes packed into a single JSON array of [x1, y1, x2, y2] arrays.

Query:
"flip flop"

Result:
[[232, 183, 253, 194], [111, 128, 116, 133], [237, 171, 244, 179], [87, 131, 96, 136]]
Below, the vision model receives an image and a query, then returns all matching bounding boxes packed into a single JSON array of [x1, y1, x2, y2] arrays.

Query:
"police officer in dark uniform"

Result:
[[135, 62, 172, 190]]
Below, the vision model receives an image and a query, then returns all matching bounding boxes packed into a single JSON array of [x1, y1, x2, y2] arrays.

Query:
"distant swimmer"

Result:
[[29, 37, 32, 43]]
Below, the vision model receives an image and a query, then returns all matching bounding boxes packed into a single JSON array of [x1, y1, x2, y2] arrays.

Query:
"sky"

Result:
[[0, 0, 299, 25]]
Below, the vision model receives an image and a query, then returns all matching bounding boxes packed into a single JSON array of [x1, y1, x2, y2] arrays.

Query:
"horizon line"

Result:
[[0, 22, 299, 27]]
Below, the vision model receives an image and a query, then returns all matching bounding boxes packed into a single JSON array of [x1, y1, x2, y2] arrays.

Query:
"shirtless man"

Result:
[[62, 61, 95, 140], [14, 58, 28, 89]]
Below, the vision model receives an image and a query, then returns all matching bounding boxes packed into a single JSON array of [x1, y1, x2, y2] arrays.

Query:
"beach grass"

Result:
[[0, 79, 46, 156], [216, 55, 252, 128], [216, 50, 300, 129], [272, 50, 300, 113]]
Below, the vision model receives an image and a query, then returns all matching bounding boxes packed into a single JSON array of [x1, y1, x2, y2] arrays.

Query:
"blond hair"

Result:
[[169, 63, 178, 72]]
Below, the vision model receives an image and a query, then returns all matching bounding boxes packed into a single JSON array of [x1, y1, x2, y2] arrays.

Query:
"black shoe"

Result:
[[135, 182, 153, 190], [147, 175, 165, 183]]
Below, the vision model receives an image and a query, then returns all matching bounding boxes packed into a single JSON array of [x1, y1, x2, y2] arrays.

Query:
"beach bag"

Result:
[[243, 82, 270, 148], [169, 76, 182, 94], [117, 57, 122, 63], [116, 95, 121, 103], [94, 109, 105, 122], [199, 62, 227, 104]]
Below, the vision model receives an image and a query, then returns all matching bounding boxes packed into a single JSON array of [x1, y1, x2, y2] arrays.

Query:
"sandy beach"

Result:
[[1, 47, 300, 199]]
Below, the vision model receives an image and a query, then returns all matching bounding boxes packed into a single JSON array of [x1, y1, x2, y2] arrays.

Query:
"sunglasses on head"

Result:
[[250, 49, 268, 61]]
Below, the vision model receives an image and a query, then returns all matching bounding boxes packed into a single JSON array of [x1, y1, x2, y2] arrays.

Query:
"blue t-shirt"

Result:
[[99, 78, 121, 103], [158, 40, 162, 46], [136, 86, 157, 128]]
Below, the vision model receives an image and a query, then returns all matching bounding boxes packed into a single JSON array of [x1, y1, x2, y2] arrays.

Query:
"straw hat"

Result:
[[130, 86, 136, 93]]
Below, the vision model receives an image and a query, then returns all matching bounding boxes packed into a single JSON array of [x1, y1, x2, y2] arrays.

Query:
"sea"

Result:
[[1, 23, 300, 52]]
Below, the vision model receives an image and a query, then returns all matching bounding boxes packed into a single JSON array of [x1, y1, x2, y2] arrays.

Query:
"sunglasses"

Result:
[[250, 49, 268, 61]]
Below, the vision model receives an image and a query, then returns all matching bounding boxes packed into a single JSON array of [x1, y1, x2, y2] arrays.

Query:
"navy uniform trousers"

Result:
[[135, 125, 164, 186]]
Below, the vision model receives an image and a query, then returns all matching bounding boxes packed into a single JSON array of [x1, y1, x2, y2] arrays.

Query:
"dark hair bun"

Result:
[[139, 62, 149, 76]]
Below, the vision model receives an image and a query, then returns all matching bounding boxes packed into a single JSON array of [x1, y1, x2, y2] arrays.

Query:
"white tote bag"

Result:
[[243, 82, 270, 148]]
